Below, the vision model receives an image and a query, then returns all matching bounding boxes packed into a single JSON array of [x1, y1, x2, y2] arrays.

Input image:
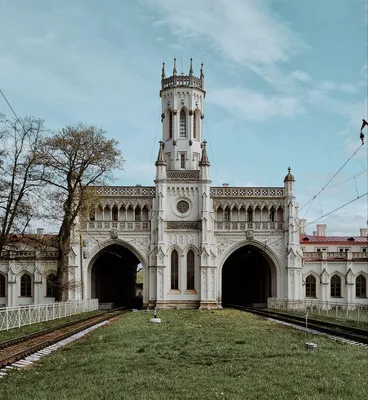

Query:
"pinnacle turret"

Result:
[[160, 59, 204, 91], [199, 141, 210, 167], [155, 141, 166, 166]]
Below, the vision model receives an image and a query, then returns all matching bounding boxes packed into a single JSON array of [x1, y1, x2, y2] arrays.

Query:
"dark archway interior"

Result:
[[222, 245, 272, 307], [91, 244, 140, 307]]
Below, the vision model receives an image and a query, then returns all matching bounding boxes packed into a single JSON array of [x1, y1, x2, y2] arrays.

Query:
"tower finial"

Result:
[[173, 58, 177, 76], [155, 141, 166, 166], [161, 62, 165, 80], [199, 140, 210, 167], [200, 63, 204, 79], [189, 58, 193, 75]]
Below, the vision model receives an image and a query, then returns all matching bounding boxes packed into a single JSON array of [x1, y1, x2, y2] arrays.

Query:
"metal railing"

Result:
[[0, 299, 99, 331], [268, 298, 368, 323]]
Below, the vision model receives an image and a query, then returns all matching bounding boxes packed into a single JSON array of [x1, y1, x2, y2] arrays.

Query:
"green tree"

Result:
[[38, 123, 124, 301]]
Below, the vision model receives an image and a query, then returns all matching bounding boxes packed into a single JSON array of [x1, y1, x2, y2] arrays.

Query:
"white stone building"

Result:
[[0, 60, 366, 308], [300, 224, 367, 304]]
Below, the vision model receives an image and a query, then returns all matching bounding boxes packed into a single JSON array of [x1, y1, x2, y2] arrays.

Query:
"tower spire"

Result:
[[161, 62, 165, 80], [199, 141, 210, 166], [200, 63, 204, 79], [155, 141, 166, 166], [173, 58, 177, 76], [189, 58, 193, 75]]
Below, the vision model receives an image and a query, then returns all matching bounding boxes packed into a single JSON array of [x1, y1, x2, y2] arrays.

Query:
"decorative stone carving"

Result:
[[177, 200, 190, 213], [167, 170, 200, 181], [167, 221, 201, 230], [110, 229, 118, 240], [246, 230, 254, 240], [216, 237, 237, 255], [167, 233, 197, 245]]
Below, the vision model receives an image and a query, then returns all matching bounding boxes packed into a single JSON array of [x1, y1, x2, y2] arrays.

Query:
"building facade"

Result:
[[0, 60, 367, 308]]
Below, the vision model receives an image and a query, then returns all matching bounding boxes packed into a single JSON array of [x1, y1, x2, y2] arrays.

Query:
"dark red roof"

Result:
[[300, 234, 368, 245]]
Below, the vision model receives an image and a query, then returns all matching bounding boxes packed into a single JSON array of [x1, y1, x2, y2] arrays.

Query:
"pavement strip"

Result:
[[0, 320, 109, 378]]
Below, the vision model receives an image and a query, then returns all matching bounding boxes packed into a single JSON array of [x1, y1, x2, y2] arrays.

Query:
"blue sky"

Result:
[[0, 0, 367, 235]]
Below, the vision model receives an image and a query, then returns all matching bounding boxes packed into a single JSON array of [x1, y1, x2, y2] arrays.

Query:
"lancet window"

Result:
[[20, 274, 32, 297], [193, 110, 198, 139], [46, 274, 57, 297], [112, 206, 119, 221], [305, 275, 316, 297], [187, 250, 195, 290], [356, 275, 367, 298], [135, 207, 141, 222], [168, 110, 173, 139], [330, 275, 341, 297], [0, 274, 5, 297], [171, 250, 179, 290], [180, 110, 187, 137]]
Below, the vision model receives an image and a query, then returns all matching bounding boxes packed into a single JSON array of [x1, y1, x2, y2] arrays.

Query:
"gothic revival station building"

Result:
[[73, 60, 303, 309], [0, 61, 366, 308]]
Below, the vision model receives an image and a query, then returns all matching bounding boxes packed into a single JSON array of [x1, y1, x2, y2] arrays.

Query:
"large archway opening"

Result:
[[91, 244, 142, 308], [222, 245, 275, 308]]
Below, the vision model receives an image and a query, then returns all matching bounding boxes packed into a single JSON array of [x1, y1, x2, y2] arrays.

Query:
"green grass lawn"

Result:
[[0, 309, 367, 400], [0, 310, 103, 342]]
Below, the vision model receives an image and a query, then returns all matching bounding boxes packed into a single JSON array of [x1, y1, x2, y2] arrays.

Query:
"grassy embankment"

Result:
[[0, 309, 367, 400]]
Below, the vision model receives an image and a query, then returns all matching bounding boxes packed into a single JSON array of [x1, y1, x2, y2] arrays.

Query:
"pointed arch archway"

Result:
[[219, 241, 281, 307], [87, 239, 147, 308]]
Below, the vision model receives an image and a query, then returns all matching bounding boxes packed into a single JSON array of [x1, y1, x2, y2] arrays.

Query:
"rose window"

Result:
[[177, 200, 189, 213]]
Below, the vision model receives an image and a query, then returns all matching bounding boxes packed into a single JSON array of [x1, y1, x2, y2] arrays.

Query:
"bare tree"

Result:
[[38, 123, 124, 301], [0, 114, 46, 256]]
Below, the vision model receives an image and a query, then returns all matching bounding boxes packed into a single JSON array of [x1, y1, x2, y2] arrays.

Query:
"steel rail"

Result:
[[0, 309, 127, 369], [229, 305, 368, 344]]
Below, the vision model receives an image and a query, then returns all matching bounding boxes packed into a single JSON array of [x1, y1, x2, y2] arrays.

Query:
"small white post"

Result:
[[305, 312, 308, 329]]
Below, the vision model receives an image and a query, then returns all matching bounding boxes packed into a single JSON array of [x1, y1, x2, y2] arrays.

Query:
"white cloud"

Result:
[[291, 70, 311, 83], [145, 0, 306, 72], [209, 87, 304, 120]]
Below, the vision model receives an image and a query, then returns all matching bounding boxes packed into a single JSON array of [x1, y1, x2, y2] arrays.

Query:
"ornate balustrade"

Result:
[[161, 75, 204, 90], [210, 187, 284, 198], [215, 221, 284, 231], [0, 250, 58, 259], [87, 221, 150, 231], [303, 251, 368, 261], [92, 186, 155, 197]]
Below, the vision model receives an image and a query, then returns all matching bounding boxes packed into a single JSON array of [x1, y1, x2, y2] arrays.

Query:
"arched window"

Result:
[[135, 206, 141, 222], [356, 275, 367, 298], [180, 109, 187, 137], [269, 208, 275, 222], [168, 110, 173, 139], [187, 250, 195, 290], [0, 273, 5, 297], [89, 208, 95, 221], [46, 274, 57, 297], [112, 206, 119, 221], [305, 275, 316, 297], [330, 275, 341, 297], [171, 250, 179, 290], [224, 207, 230, 222], [247, 208, 253, 222], [193, 110, 198, 139], [20, 274, 32, 297]]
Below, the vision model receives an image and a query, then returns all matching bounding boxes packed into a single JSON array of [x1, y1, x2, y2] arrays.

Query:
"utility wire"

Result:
[[266, 191, 368, 250], [299, 142, 365, 213]]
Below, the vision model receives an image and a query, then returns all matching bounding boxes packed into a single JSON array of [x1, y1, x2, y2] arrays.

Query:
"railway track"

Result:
[[229, 305, 368, 345], [0, 308, 127, 370]]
